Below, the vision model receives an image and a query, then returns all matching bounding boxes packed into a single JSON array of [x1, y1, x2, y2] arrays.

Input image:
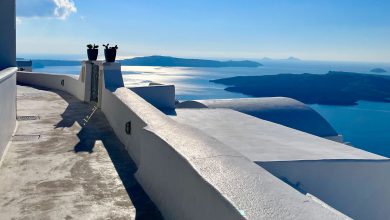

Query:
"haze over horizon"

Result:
[[16, 0, 390, 63]]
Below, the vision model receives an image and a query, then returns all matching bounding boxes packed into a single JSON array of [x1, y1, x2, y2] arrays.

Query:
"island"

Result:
[[31, 60, 81, 68], [29, 56, 263, 68], [370, 68, 387, 73], [260, 57, 301, 62], [284, 56, 301, 61], [120, 55, 262, 68], [211, 71, 390, 105]]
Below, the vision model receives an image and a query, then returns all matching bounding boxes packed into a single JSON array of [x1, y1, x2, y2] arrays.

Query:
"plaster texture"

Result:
[[0, 0, 16, 69], [17, 71, 85, 101], [15, 69, 348, 219], [260, 160, 390, 220], [0, 68, 17, 161], [99, 62, 124, 90], [171, 108, 384, 162], [0, 85, 161, 219], [171, 108, 390, 219], [102, 87, 346, 219], [177, 97, 339, 139]]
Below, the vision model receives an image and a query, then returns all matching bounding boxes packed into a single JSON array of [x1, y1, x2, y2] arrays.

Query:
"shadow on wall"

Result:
[[257, 159, 390, 220], [31, 86, 162, 220]]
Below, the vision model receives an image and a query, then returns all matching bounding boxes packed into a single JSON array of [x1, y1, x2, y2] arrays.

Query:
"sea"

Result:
[[35, 60, 390, 158]]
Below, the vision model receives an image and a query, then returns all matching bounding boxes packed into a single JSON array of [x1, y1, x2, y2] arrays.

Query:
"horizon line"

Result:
[[16, 53, 390, 65]]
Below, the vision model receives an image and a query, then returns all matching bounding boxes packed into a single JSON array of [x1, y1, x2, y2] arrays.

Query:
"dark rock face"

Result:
[[120, 55, 262, 68], [211, 71, 390, 105], [370, 68, 387, 73]]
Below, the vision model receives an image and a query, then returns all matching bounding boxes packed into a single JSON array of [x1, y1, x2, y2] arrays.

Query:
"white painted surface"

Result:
[[101, 87, 345, 219], [260, 160, 390, 220], [171, 109, 384, 162], [17, 71, 85, 101], [80, 61, 92, 102], [177, 97, 339, 138], [16, 68, 347, 219], [172, 108, 390, 219], [0, 0, 16, 69], [98, 62, 124, 90], [0, 68, 17, 160], [129, 84, 176, 110]]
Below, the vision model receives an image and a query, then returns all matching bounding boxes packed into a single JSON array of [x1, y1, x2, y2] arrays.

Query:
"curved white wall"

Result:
[[17, 71, 85, 101], [177, 97, 340, 139], [17, 70, 345, 219], [101, 87, 343, 220], [0, 68, 17, 160]]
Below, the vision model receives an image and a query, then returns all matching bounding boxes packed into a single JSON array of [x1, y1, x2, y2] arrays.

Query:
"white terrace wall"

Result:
[[16, 70, 345, 219], [260, 160, 390, 220], [17, 71, 85, 101], [0, 68, 17, 161], [101, 87, 344, 220]]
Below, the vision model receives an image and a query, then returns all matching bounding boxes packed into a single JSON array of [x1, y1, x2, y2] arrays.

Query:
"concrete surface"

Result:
[[0, 0, 16, 69], [0, 85, 161, 219], [176, 97, 339, 139], [0, 68, 17, 161], [171, 108, 384, 162]]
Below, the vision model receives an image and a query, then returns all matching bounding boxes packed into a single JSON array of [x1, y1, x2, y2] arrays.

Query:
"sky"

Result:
[[16, 0, 390, 62]]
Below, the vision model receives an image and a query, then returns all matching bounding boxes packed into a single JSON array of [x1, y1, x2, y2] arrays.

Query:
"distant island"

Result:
[[284, 56, 301, 61], [261, 57, 301, 61], [370, 68, 387, 73], [120, 56, 262, 68], [211, 71, 390, 105], [31, 60, 81, 68], [30, 56, 262, 68]]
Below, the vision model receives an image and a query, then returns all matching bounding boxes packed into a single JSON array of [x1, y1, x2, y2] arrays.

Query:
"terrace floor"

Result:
[[0, 85, 161, 219]]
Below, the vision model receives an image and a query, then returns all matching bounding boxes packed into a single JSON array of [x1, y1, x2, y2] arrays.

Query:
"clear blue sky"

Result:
[[16, 0, 390, 62]]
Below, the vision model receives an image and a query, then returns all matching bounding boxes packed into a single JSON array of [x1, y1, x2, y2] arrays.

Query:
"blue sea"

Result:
[[34, 60, 390, 157]]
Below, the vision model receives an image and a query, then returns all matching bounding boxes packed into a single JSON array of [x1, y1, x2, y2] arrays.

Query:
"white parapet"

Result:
[[101, 86, 347, 219], [15, 64, 374, 219], [0, 68, 17, 161], [177, 97, 341, 140]]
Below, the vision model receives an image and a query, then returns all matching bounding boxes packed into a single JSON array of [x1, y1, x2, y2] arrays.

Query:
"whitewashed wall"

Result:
[[17, 71, 85, 101], [260, 160, 390, 220], [17, 70, 345, 219], [0, 68, 17, 161], [101, 87, 343, 220]]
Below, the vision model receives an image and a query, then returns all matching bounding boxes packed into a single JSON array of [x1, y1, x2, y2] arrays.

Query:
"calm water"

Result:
[[35, 60, 390, 157], [311, 102, 390, 157]]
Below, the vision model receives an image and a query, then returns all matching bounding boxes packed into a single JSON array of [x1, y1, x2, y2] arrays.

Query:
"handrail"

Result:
[[0, 67, 17, 83]]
